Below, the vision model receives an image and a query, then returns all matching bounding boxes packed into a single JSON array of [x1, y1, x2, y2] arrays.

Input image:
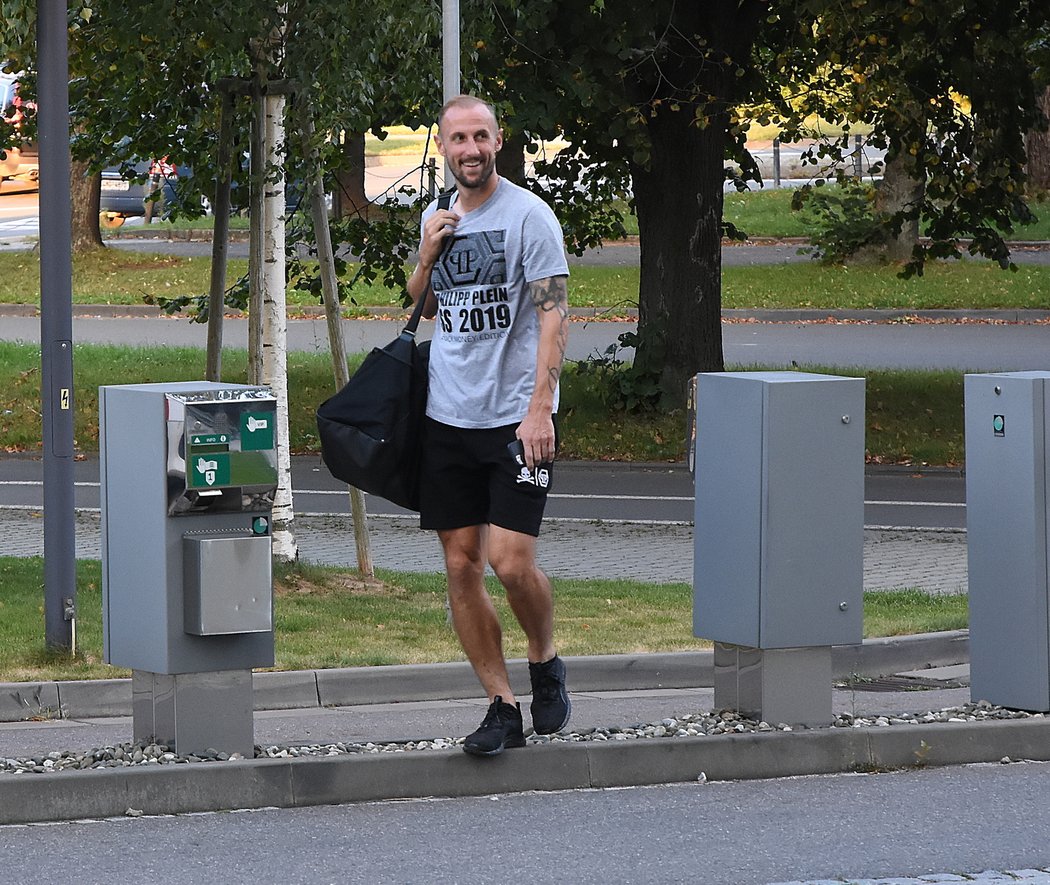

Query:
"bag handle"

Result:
[[402, 189, 456, 338]]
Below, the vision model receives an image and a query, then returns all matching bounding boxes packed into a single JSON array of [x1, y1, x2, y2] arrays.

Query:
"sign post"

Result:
[[38, 0, 77, 652]]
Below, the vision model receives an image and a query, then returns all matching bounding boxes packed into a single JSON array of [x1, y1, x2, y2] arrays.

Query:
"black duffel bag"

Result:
[[316, 293, 430, 511]]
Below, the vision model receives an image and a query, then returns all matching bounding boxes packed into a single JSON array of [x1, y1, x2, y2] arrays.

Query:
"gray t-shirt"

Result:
[[422, 178, 569, 429]]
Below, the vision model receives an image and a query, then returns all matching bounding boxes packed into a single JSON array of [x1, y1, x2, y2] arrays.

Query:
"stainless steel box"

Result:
[[183, 533, 273, 635], [693, 372, 865, 649], [966, 371, 1050, 711]]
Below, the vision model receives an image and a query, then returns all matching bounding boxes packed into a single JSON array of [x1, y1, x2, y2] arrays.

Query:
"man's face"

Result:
[[437, 103, 503, 192]]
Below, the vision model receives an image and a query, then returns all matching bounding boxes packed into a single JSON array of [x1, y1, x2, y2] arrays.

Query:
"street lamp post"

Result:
[[442, 0, 459, 187], [38, 0, 77, 652]]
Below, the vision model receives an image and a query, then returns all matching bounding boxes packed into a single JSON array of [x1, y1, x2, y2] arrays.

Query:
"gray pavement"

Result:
[[0, 507, 968, 590], [0, 497, 992, 826]]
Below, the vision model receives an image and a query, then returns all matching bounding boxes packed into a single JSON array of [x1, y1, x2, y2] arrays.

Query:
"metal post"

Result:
[[772, 138, 781, 189], [441, 0, 460, 187], [853, 133, 863, 178], [38, 0, 77, 652]]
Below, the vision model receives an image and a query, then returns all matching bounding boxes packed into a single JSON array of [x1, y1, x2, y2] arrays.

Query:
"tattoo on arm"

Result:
[[530, 276, 569, 394]]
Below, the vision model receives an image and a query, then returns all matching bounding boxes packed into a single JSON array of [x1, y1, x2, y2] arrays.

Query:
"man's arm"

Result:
[[406, 260, 438, 319], [516, 275, 569, 468]]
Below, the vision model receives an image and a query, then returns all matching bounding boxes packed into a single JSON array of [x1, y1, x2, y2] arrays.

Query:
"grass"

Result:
[[0, 557, 968, 684], [2, 246, 1050, 313], [722, 261, 1050, 311], [620, 187, 1050, 241], [0, 341, 968, 465]]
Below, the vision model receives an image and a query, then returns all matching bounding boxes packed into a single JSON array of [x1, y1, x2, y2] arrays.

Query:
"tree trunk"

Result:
[[302, 110, 375, 578], [333, 130, 367, 218], [70, 158, 103, 252], [632, 105, 727, 397], [206, 90, 236, 382], [874, 145, 924, 263], [624, 0, 762, 399], [257, 90, 297, 563], [1027, 85, 1050, 194]]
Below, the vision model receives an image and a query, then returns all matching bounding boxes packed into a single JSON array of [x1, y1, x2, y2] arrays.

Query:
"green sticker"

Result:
[[241, 411, 275, 451], [189, 451, 231, 488]]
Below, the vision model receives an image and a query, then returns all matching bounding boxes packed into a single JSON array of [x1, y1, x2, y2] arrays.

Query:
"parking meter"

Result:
[[100, 382, 278, 756]]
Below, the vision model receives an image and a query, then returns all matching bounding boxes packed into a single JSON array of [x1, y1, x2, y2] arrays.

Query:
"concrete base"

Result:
[[714, 644, 833, 727], [132, 669, 254, 757]]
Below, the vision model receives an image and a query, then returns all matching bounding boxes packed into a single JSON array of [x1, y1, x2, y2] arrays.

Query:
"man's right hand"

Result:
[[418, 209, 459, 268]]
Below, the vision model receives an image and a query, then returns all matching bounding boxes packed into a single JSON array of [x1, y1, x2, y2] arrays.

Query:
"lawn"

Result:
[[1, 248, 1048, 313], [0, 557, 968, 684]]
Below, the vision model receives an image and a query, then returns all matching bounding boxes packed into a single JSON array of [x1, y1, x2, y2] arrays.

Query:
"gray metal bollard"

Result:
[[693, 372, 865, 726], [100, 382, 279, 756], [965, 371, 1050, 712]]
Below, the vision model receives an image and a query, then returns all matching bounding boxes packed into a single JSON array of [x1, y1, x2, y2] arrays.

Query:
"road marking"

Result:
[[866, 500, 965, 508], [0, 479, 965, 508]]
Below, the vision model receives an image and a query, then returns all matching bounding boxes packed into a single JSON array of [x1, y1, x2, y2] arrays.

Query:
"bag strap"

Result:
[[403, 189, 457, 337]]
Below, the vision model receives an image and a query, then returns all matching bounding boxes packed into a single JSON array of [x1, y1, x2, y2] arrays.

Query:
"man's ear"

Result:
[[495, 128, 504, 153], [435, 133, 446, 157]]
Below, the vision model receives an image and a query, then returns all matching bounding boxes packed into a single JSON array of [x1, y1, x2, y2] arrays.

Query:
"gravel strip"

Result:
[[0, 701, 1040, 776]]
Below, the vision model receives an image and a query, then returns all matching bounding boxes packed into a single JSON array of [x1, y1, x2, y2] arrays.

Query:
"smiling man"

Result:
[[406, 95, 572, 757]]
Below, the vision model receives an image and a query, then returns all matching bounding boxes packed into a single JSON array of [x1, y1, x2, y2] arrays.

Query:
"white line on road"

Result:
[[0, 479, 963, 508], [865, 500, 965, 508]]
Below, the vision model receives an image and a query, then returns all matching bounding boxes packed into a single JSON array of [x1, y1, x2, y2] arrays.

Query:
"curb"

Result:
[[0, 631, 968, 723], [0, 715, 1042, 827]]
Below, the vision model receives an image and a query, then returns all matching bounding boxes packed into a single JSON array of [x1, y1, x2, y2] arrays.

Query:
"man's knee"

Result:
[[490, 547, 540, 593]]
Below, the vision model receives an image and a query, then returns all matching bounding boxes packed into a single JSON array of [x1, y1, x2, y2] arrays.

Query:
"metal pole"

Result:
[[442, 0, 460, 104], [38, 0, 76, 652], [772, 138, 781, 189], [441, 0, 460, 188]]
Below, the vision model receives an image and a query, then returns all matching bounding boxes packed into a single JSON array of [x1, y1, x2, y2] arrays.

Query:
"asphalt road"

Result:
[[0, 454, 965, 529], [1, 763, 1048, 884]]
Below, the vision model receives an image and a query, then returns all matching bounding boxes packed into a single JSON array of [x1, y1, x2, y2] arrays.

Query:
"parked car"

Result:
[[99, 159, 187, 227]]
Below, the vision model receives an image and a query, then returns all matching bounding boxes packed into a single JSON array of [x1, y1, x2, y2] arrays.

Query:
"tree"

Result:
[[69, 158, 102, 251], [469, 0, 1050, 402], [1028, 86, 1050, 194], [773, 0, 1050, 270], [471, 1, 765, 398]]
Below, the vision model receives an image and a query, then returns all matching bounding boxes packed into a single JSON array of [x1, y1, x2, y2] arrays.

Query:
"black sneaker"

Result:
[[529, 655, 571, 734], [462, 696, 526, 757]]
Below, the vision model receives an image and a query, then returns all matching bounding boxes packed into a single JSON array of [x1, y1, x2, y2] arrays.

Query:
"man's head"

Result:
[[436, 95, 503, 195]]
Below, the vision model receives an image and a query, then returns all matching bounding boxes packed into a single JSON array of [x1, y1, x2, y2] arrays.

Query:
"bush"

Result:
[[793, 178, 884, 264]]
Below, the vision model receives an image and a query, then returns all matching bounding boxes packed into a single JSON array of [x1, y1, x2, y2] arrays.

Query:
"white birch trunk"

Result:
[[258, 91, 297, 562]]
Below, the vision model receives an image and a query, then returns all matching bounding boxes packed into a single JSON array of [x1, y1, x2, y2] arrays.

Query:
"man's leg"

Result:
[[487, 526, 556, 664], [439, 524, 517, 705], [488, 525, 571, 734]]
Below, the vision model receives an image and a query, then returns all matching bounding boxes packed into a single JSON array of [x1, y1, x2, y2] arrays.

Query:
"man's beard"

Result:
[[450, 155, 496, 189]]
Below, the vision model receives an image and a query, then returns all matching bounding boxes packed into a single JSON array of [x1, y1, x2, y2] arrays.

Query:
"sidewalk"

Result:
[[0, 507, 968, 590], [0, 506, 1017, 827]]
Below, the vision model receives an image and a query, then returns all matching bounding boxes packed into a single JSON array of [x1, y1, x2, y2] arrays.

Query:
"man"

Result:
[[406, 95, 571, 757]]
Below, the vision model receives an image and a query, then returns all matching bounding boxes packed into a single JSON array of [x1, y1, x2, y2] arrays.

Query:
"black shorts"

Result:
[[419, 417, 557, 537]]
